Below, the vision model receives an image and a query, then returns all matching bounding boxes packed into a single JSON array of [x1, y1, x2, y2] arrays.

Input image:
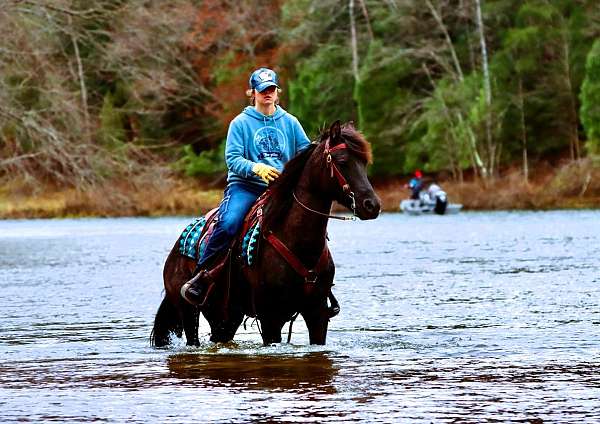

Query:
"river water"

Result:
[[0, 211, 599, 423]]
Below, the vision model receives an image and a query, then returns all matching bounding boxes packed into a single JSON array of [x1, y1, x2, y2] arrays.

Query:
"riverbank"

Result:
[[1, 159, 598, 219], [378, 159, 600, 211], [0, 178, 223, 219]]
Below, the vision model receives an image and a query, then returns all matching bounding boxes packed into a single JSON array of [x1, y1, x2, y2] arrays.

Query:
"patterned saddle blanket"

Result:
[[178, 208, 219, 261], [177, 191, 270, 266]]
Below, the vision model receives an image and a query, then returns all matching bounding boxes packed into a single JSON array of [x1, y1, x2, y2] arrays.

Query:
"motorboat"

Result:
[[400, 183, 462, 215]]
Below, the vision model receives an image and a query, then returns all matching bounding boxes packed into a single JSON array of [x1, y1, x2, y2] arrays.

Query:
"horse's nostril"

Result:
[[362, 197, 382, 216]]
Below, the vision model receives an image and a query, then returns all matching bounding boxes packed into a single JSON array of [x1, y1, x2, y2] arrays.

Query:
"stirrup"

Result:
[[180, 272, 214, 307], [181, 280, 215, 308], [180, 280, 198, 305]]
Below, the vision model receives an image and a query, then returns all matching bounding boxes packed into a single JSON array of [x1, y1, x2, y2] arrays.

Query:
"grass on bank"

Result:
[[0, 178, 222, 219], [1, 159, 599, 219]]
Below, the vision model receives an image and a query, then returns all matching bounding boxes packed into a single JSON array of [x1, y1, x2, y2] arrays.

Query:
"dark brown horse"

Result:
[[151, 121, 380, 347]]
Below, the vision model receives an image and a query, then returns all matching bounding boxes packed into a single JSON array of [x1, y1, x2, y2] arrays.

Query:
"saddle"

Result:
[[178, 188, 331, 281], [177, 190, 271, 264]]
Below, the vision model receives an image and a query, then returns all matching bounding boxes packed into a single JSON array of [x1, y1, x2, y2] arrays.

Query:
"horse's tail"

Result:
[[150, 295, 182, 347]]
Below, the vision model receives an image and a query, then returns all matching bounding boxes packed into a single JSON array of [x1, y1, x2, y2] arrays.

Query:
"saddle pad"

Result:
[[178, 190, 271, 264], [238, 190, 271, 266], [178, 208, 219, 261], [241, 222, 261, 266]]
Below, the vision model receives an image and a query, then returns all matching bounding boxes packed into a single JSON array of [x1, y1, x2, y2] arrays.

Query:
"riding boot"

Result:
[[180, 249, 231, 307], [180, 269, 215, 307]]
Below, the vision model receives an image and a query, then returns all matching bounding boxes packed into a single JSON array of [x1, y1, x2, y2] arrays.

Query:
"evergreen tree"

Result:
[[580, 39, 600, 156]]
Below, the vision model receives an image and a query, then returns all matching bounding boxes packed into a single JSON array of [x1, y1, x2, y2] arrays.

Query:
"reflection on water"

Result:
[[1, 213, 599, 423], [167, 352, 337, 393]]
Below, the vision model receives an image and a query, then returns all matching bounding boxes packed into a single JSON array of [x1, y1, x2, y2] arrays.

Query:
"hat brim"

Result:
[[255, 81, 279, 93]]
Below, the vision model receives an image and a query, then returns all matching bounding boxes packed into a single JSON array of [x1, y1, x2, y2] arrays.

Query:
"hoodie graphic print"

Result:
[[225, 105, 311, 187]]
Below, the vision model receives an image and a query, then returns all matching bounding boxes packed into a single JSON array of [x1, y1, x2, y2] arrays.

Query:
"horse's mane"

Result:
[[262, 143, 317, 232], [262, 122, 371, 232], [318, 122, 372, 164]]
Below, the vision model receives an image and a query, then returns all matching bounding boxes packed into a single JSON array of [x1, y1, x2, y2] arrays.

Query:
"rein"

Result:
[[265, 231, 329, 284], [261, 133, 357, 343], [262, 135, 356, 286], [292, 191, 355, 221]]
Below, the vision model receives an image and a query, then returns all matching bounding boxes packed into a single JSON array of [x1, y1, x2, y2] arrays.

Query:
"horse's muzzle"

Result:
[[358, 195, 381, 220]]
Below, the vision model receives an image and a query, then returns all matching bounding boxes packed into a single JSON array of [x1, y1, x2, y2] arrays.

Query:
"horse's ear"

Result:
[[329, 120, 342, 143]]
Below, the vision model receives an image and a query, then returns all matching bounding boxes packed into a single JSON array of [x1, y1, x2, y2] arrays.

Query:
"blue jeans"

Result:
[[197, 182, 265, 269]]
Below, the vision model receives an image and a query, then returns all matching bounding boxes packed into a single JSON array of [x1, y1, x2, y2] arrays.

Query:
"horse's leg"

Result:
[[202, 265, 245, 344], [182, 303, 200, 346], [163, 251, 198, 346], [259, 316, 285, 345], [301, 297, 330, 345], [208, 309, 244, 343]]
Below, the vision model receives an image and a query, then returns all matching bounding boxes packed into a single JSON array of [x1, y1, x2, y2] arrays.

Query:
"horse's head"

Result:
[[316, 121, 381, 220]]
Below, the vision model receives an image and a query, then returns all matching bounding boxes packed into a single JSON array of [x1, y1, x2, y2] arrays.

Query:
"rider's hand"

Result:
[[252, 163, 280, 183]]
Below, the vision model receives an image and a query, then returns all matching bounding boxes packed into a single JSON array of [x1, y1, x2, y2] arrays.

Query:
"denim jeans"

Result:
[[197, 182, 266, 268]]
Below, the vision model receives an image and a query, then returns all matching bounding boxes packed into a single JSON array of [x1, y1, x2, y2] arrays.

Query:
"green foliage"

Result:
[[3, 0, 600, 187], [284, 0, 600, 177], [503, 26, 543, 75], [180, 142, 227, 177], [580, 39, 600, 156], [288, 44, 355, 138], [99, 92, 126, 148], [355, 41, 416, 175], [410, 75, 479, 176], [489, 0, 599, 162]]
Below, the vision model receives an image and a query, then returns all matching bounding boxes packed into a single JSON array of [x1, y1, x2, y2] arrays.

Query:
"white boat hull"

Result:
[[400, 199, 462, 215]]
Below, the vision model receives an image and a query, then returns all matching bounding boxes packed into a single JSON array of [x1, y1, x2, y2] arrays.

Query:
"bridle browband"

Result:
[[292, 136, 357, 221]]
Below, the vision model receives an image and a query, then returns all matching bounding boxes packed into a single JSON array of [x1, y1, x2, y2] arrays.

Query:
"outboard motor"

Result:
[[434, 190, 447, 214], [428, 183, 448, 215]]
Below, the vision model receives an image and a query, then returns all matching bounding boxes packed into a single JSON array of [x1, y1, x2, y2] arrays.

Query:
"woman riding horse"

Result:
[[151, 120, 381, 347], [180, 67, 311, 306]]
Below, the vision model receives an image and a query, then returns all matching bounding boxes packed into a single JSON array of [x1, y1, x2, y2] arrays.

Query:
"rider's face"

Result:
[[255, 86, 278, 107]]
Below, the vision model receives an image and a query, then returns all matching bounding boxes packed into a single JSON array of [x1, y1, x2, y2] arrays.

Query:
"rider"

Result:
[[408, 169, 423, 200], [181, 67, 311, 306]]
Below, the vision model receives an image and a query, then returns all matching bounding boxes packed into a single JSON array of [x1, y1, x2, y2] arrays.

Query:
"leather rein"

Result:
[[263, 137, 356, 284]]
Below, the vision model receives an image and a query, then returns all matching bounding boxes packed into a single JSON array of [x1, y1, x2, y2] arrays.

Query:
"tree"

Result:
[[580, 39, 600, 156]]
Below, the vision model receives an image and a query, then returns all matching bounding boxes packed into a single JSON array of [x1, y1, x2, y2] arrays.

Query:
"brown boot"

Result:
[[180, 270, 215, 307]]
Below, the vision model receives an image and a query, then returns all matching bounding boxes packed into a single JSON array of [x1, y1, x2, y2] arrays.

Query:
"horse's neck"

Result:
[[278, 176, 331, 255]]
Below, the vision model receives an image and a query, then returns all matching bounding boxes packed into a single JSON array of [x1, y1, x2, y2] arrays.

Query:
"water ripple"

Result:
[[1, 212, 599, 422]]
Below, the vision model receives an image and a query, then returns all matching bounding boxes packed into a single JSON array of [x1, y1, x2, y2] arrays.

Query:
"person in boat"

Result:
[[181, 67, 311, 306], [407, 169, 423, 200]]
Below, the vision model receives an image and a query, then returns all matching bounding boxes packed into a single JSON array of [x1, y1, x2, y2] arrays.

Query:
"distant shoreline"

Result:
[[1, 161, 598, 219]]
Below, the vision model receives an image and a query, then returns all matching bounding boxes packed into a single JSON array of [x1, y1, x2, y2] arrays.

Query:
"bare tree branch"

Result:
[[425, 0, 464, 82]]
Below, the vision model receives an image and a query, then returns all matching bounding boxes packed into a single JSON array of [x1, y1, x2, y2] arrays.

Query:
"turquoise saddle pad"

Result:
[[178, 216, 260, 266]]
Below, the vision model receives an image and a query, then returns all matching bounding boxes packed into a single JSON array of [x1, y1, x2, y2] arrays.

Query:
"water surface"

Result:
[[1, 211, 599, 422]]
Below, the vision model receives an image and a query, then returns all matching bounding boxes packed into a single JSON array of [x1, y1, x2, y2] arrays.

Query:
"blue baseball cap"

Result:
[[249, 68, 280, 92]]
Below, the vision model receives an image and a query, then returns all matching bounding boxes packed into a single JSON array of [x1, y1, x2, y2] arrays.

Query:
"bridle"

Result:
[[292, 136, 357, 221]]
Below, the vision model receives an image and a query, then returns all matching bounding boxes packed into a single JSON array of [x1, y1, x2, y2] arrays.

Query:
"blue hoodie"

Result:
[[225, 105, 311, 187]]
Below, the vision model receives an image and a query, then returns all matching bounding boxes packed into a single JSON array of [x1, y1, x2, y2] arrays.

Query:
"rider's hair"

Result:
[[246, 88, 282, 106]]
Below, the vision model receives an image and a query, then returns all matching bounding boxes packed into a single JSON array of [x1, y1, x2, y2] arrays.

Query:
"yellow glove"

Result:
[[252, 163, 280, 183]]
